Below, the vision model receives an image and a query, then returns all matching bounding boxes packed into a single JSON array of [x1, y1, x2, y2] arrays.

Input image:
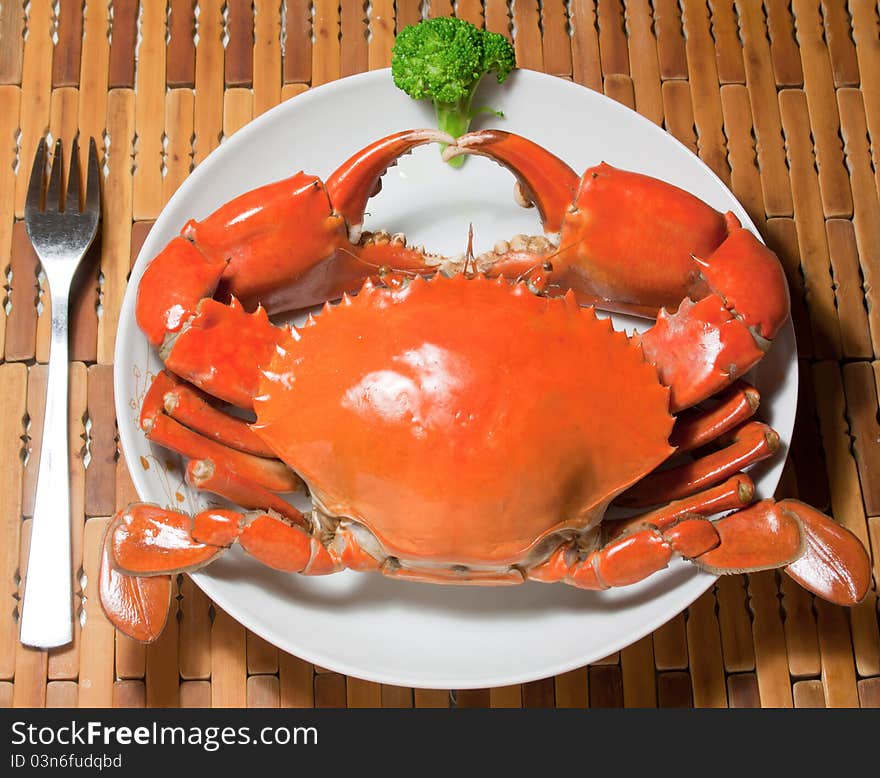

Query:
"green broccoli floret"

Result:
[[391, 17, 517, 167]]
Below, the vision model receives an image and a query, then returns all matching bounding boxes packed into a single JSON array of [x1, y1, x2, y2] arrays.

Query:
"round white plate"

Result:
[[115, 68, 797, 689]]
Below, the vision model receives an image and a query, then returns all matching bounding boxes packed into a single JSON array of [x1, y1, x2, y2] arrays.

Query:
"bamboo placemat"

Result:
[[0, 0, 878, 709]]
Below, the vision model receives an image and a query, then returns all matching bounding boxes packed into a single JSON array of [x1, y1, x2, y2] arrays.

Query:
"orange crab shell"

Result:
[[252, 274, 675, 569]]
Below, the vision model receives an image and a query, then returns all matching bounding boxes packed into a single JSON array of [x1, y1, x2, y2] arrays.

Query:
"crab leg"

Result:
[[98, 503, 347, 642], [143, 414, 302, 493], [617, 421, 779, 508], [143, 370, 276, 458], [530, 500, 870, 606], [606, 474, 755, 539], [185, 459, 307, 526], [669, 380, 760, 453]]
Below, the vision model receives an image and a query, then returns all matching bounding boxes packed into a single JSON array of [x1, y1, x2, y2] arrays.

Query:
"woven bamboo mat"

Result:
[[0, 0, 878, 710]]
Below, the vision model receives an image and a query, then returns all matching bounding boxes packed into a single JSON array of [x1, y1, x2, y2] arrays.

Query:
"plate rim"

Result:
[[114, 67, 798, 689]]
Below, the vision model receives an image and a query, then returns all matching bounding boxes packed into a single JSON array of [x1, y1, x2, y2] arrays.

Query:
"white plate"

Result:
[[115, 68, 797, 689]]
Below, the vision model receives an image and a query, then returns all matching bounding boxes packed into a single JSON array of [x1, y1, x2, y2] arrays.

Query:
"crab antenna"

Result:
[[464, 223, 476, 277]]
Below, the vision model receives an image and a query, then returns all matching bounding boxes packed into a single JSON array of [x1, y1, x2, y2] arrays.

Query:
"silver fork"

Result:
[[19, 137, 101, 649]]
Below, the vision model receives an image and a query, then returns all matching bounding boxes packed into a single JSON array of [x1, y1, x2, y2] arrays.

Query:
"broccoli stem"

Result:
[[434, 83, 479, 168]]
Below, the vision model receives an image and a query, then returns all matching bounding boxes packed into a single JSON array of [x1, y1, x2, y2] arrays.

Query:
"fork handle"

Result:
[[19, 291, 73, 649]]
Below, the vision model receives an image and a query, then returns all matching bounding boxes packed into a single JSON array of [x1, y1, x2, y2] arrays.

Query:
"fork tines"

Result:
[[25, 135, 100, 216]]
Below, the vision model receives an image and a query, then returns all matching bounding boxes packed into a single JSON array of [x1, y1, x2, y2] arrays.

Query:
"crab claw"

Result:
[[326, 128, 455, 242], [137, 130, 454, 344], [780, 500, 872, 606], [444, 130, 580, 235]]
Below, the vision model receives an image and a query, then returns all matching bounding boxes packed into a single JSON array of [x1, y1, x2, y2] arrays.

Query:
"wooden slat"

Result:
[[837, 88, 880, 355], [0, 364, 27, 679], [621, 635, 657, 707], [167, 1, 197, 88], [414, 688, 450, 708], [52, 1, 83, 88], [78, 517, 115, 707], [521, 678, 554, 708], [765, 0, 804, 86], [395, 0, 423, 32], [15, 2, 54, 218], [0, 85, 20, 353], [47, 680, 79, 707], [779, 89, 841, 360], [12, 521, 48, 707], [283, 0, 312, 84], [624, 0, 663, 125], [226, 0, 255, 86], [346, 677, 382, 708], [76, 1, 110, 152], [849, 1, 880, 194], [315, 673, 348, 707], [719, 84, 766, 230], [812, 361, 879, 679], [381, 684, 414, 708], [178, 576, 212, 680], [661, 80, 698, 154], [791, 0, 852, 218], [22, 366, 47, 518], [85, 365, 116, 517], [0, 3, 24, 84], [588, 665, 623, 707], [454, 0, 483, 25], [843, 363, 880, 517], [859, 677, 880, 708], [133, 1, 168, 220], [97, 89, 135, 363], [5, 224, 39, 363], [247, 675, 280, 707], [146, 594, 180, 707], [570, 0, 602, 92], [113, 680, 146, 708], [211, 607, 247, 708], [108, 0, 138, 89], [727, 674, 761, 708], [604, 74, 635, 109], [597, 0, 629, 76], [541, 0, 573, 78], [194, 0, 225, 166], [735, 1, 793, 218], [340, 0, 368, 77], [512, 0, 544, 71], [253, 0, 283, 116], [311, 0, 341, 88], [750, 571, 794, 707], [680, 0, 730, 184], [163, 90, 195, 205], [658, 671, 693, 707], [279, 652, 313, 707], [554, 668, 588, 708], [489, 684, 523, 708], [816, 599, 860, 708], [793, 679, 826, 708], [455, 687, 490, 707], [686, 589, 728, 708], [824, 220, 873, 360], [710, 0, 745, 84], [653, 0, 688, 79], [179, 680, 212, 707], [820, 1, 859, 87], [653, 614, 689, 670], [716, 575, 756, 673], [246, 631, 278, 675], [368, 0, 396, 71]]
